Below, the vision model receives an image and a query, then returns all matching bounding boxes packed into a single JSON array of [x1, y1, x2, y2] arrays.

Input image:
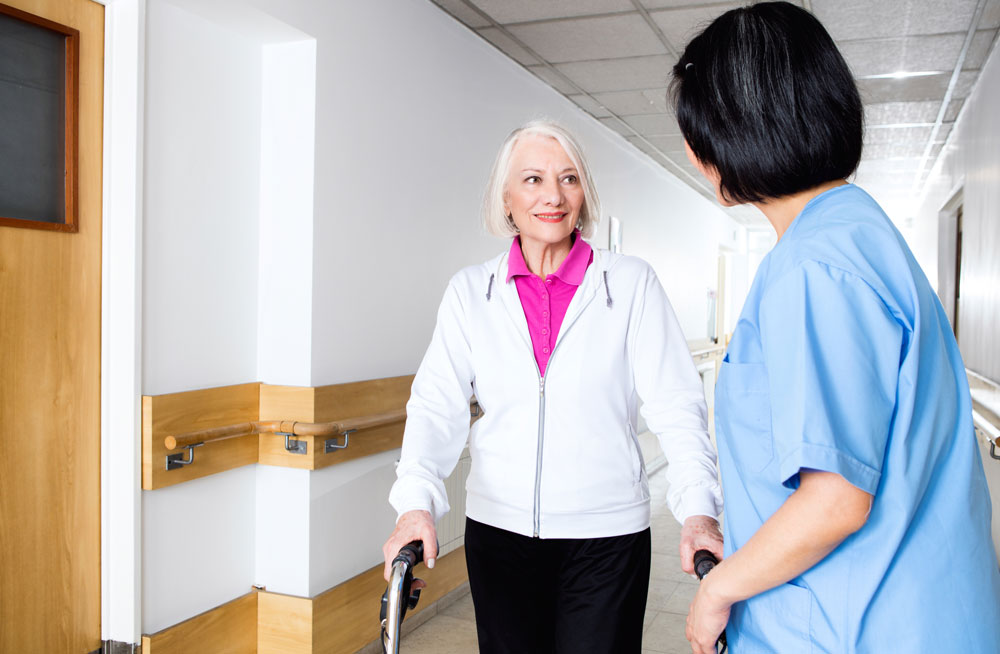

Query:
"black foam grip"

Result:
[[693, 549, 719, 580]]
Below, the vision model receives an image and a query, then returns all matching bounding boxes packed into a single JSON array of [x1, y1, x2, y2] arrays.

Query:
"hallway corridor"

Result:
[[398, 465, 698, 653]]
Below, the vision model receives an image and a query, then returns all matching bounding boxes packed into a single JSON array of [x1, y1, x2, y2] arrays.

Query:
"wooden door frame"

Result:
[[98, 0, 145, 645]]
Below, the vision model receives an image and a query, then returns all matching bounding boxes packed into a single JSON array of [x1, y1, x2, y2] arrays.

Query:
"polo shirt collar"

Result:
[[506, 231, 592, 285]]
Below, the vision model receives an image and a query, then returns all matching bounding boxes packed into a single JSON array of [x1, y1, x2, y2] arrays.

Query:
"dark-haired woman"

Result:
[[670, 3, 1000, 653]]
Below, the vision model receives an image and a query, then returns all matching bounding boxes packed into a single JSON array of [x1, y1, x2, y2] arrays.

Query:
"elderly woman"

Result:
[[671, 3, 1000, 653], [382, 120, 724, 653]]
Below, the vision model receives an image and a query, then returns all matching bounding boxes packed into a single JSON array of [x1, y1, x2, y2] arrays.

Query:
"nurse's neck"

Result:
[[753, 179, 848, 242]]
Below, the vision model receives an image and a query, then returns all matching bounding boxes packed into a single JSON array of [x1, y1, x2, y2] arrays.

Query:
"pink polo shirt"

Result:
[[507, 232, 594, 377]]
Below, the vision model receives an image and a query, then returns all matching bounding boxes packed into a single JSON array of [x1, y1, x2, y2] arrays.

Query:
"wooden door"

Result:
[[0, 0, 103, 650]]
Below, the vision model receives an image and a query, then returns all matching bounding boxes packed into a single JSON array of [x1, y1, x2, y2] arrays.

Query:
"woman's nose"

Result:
[[541, 178, 563, 205]]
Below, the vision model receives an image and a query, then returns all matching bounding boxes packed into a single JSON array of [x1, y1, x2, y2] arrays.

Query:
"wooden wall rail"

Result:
[[142, 376, 417, 490], [164, 408, 409, 451]]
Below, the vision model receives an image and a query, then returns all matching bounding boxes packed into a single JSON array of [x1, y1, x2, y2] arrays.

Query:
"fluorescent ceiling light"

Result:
[[859, 70, 945, 80]]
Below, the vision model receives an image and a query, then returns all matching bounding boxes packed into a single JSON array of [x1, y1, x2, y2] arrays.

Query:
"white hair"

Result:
[[482, 120, 602, 240]]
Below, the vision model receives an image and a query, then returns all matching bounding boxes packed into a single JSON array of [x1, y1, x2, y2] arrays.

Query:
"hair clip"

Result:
[[685, 62, 694, 71]]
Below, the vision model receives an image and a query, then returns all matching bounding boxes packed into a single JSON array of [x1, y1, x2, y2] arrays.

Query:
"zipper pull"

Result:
[[539, 378, 545, 396]]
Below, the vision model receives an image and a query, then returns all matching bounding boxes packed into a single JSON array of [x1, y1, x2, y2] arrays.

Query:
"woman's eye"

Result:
[[525, 176, 541, 184], [562, 175, 579, 184]]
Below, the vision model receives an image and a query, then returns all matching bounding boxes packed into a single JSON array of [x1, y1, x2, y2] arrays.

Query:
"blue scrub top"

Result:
[[716, 184, 1000, 652]]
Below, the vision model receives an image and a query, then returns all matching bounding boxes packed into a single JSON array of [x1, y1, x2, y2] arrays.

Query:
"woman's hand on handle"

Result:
[[382, 510, 438, 581], [679, 515, 724, 575]]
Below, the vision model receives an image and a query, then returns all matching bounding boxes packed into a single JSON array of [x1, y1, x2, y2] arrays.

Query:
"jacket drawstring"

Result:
[[486, 273, 495, 301], [603, 271, 613, 308]]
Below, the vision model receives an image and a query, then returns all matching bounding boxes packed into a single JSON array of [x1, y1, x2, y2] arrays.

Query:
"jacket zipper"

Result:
[[533, 370, 545, 538]]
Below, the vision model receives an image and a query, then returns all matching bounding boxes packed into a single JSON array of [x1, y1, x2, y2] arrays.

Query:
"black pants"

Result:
[[464, 518, 651, 654]]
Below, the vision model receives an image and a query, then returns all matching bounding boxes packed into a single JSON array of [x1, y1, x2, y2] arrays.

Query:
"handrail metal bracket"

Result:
[[325, 429, 353, 454], [991, 440, 1000, 461], [280, 432, 308, 455], [166, 442, 204, 471]]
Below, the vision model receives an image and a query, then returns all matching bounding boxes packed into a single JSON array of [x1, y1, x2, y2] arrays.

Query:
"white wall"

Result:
[[142, 0, 261, 395], [140, 0, 746, 633], [912, 36, 1000, 557]]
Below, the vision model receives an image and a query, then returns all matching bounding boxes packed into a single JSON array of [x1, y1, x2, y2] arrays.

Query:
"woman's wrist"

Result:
[[700, 560, 741, 608]]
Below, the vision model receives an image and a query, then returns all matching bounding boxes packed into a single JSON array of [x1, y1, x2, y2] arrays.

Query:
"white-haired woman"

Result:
[[383, 121, 723, 653]]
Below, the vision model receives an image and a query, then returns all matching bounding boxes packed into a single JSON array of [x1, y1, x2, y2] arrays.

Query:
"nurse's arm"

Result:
[[685, 469, 872, 654]]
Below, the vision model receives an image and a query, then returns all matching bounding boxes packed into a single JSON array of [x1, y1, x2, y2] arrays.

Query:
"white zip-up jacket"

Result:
[[389, 247, 723, 539]]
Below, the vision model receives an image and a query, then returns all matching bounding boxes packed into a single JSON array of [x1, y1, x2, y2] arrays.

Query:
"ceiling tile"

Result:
[[641, 0, 737, 8], [862, 142, 928, 158], [649, 3, 742, 50], [526, 65, 580, 94], [965, 29, 998, 69], [865, 101, 940, 125], [841, 34, 963, 78], [857, 74, 949, 103], [645, 134, 687, 152], [937, 122, 954, 142], [812, 0, 978, 42], [476, 27, 540, 65], [591, 88, 669, 115], [856, 158, 924, 174], [981, 0, 1000, 29], [430, 0, 491, 28], [508, 14, 668, 63], [626, 135, 664, 158], [568, 94, 613, 118], [622, 113, 682, 135], [555, 55, 676, 92], [865, 125, 934, 145], [468, 0, 635, 24], [598, 116, 635, 137], [953, 70, 979, 97], [945, 98, 964, 121]]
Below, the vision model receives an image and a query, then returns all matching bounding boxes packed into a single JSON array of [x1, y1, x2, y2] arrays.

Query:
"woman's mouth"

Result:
[[534, 212, 566, 223]]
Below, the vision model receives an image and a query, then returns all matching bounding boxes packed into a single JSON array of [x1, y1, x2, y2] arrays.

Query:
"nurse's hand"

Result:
[[686, 579, 730, 654], [382, 509, 438, 582], [679, 515, 724, 575]]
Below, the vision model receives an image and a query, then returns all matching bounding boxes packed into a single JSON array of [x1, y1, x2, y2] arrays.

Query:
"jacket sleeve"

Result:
[[388, 277, 475, 523], [631, 265, 723, 523]]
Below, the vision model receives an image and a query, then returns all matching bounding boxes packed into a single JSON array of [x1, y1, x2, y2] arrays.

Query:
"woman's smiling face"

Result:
[[504, 134, 585, 249]]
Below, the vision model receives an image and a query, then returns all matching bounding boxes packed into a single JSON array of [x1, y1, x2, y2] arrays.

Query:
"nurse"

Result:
[[670, 3, 1000, 653]]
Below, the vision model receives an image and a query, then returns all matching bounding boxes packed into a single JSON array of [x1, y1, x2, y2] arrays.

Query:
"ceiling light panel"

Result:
[[648, 3, 743, 49], [476, 27, 540, 65], [840, 34, 964, 78], [430, 0, 491, 28], [555, 55, 675, 92], [468, 0, 635, 24], [811, 0, 978, 42], [507, 14, 668, 63], [857, 75, 949, 103]]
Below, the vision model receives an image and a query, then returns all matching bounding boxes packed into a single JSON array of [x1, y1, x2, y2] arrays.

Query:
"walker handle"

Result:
[[692, 549, 728, 653], [693, 549, 719, 580]]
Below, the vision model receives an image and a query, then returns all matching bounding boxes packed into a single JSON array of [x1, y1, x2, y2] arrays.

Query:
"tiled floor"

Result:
[[399, 466, 697, 653]]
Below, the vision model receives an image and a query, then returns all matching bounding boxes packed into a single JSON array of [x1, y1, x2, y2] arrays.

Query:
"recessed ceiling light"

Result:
[[859, 70, 945, 80]]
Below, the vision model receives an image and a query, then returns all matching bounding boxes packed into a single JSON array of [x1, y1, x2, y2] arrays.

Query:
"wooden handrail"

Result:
[[164, 408, 408, 451], [164, 403, 481, 452]]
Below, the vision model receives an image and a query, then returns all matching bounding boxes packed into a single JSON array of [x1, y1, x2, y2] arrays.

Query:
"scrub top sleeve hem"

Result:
[[778, 442, 881, 495]]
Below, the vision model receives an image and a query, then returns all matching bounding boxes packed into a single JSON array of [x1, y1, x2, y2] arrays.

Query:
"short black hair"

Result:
[[670, 1, 862, 204]]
